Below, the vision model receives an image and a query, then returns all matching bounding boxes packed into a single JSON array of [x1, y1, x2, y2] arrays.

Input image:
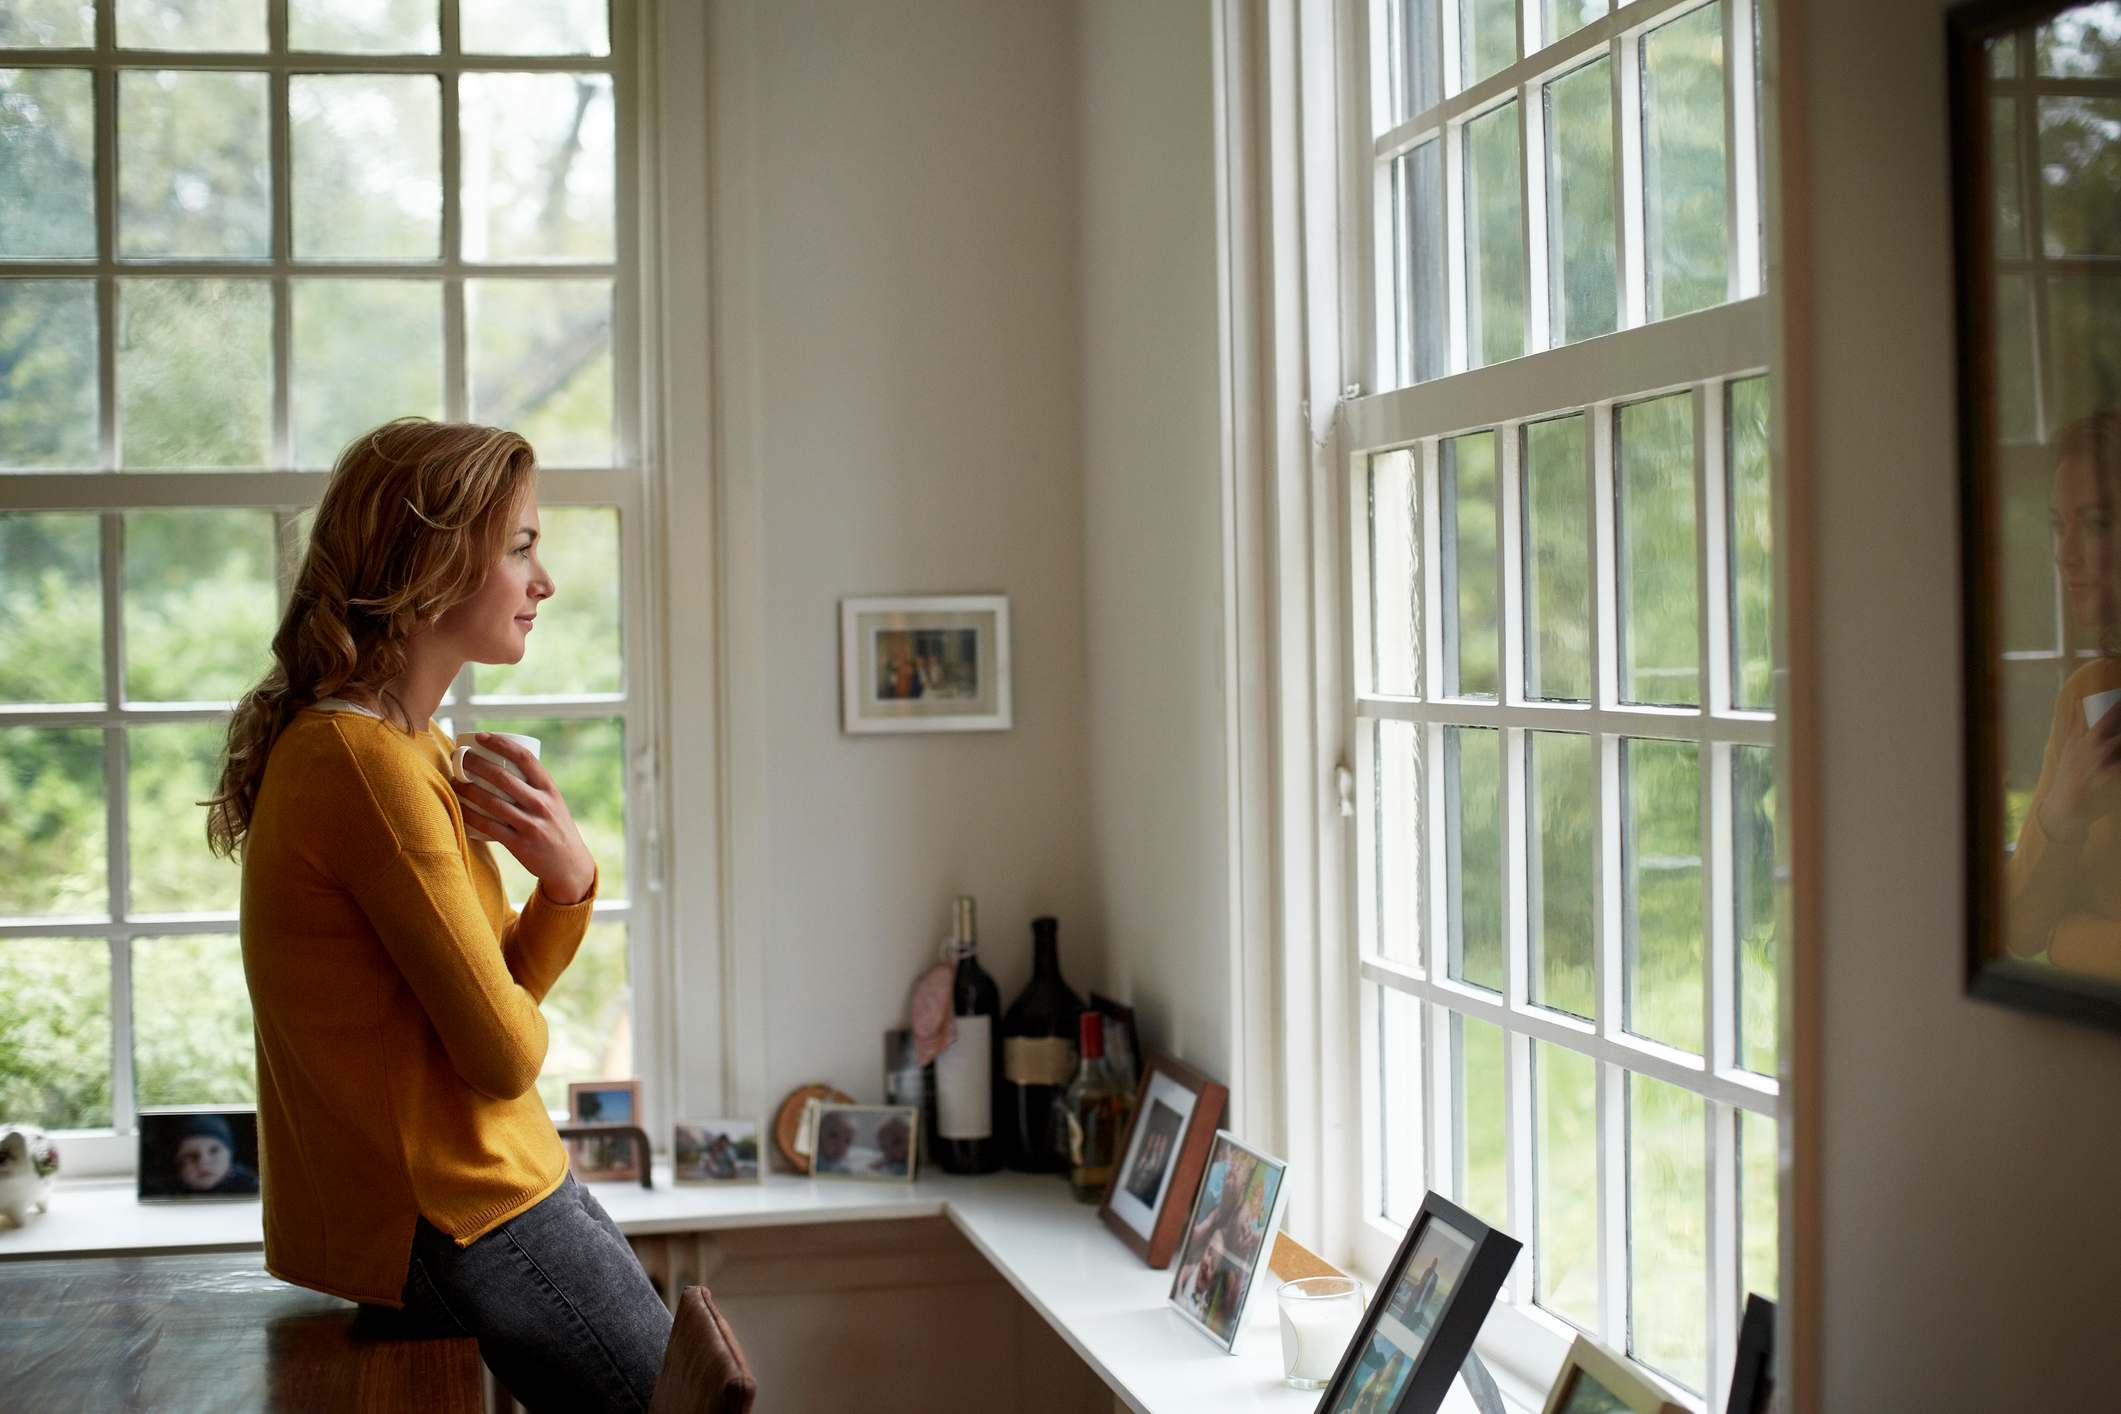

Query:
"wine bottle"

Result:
[[929, 895, 1002, 1174], [1061, 1012, 1133, 1203], [1000, 917, 1085, 1173]]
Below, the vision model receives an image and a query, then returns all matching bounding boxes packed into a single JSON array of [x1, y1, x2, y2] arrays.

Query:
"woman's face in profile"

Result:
[[435, 489, 554, 665], [2052, 453, 2118, 632]]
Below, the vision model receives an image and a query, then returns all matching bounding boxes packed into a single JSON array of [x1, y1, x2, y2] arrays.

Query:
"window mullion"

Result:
[[268, 10, 293, 470], [1614, 31, 1646, 328], [1708, 1100, 1740, 1404], [1597, 1055, 1626, 1348], [1445, 117, 1471, 375], [101, 509, 134, 1132], [1725, 0, 1761, 298], [1522, 80, 1551, 355], [442, 67, 467, 422]]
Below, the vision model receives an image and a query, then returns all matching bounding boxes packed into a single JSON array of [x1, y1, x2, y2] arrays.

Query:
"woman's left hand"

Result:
[[452, 733, 597, 904]]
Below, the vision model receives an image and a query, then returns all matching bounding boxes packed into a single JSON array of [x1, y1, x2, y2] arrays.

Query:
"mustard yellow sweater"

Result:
[[240, 707, 596, 1306], [2007, 656, 2121, 981]]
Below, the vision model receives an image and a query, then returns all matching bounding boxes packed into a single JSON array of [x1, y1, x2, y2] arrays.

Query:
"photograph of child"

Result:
[[812, 1105, 917, 1180], [137, 1110, 261, 1201], [674, 1120, 760, 1182], [1121, 1099, 1183, 1207], [1167, 1133, 1286, 1347]]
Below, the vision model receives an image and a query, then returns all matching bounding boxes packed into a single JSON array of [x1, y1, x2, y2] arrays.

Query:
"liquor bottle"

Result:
[[1061, 1012, 1133, 1203], [928, 895, 1003, 1174], [999, 917, 1085, 1173]]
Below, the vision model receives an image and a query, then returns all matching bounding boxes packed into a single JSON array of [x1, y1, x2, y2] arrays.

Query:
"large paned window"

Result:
[[1, 0, 650, 1166], [1347, 0, 1772, 1398]]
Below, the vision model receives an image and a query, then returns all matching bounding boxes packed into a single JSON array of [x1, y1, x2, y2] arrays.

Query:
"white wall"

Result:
[[1790, 0, 2121, 1405], [1077, 0, 1235, 1084], [708, 0, 1100, 1114]]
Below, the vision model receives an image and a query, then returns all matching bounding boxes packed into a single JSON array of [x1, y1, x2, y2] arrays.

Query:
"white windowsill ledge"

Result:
[[0, 1170, 1523, 1414]]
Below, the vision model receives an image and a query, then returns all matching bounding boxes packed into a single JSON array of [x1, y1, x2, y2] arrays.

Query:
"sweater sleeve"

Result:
[[2005, 676, 2086, 959], [498, 867, 599, 1002], [2047, 913, 2121, 984]]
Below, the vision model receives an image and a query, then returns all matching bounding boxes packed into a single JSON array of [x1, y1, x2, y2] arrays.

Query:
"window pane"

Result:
[[118, 71, 270, 259], [0, 2, 93, 46], [1392, 140, 1448, 386], [291, 75, 441, 261], [0, 937, 110, 1130], [536, 918, 630, 1112], [1380, 985, 1425, 1224], [1729, 376, 1772, 711], [1442, 431, 1499, 697], [460, 0, 609, 56], [1991, 32, 2018, 77], [1464, 100, 1526, 368], [468, 278, 613, 467], [1453, 1011, 1506, 1226], [0, 281, 98, 468], [1534, 1040, 1596, 1328], [1445, 726, 1502, 993], [1525, 415, 1590, 700], [474, 506, 622, 696], [1740, 1107, 1778, 1301], [2038, 96, 2121, 258], [123, 510, 276, 705], [1628, 1071, 1707, 1393], [128, 724, 240, 914], [289, 0, 439, 53], [1624, 739, 1702, 1054], [1370, 448, 1421, 696], [118, 0, 264, 50], [1529, 732, 1594, 1019], [133, 933, 256, 1106], [119, 279, 272, 469], [1389, 0, 1443, 125], [1546, 59, 1617, 346], [1993, 97, 2024, 262], [0, 728, 107, 918], [1642, 2, 1728, 321], [1544, 0, 1604, 45], [292, 280, 445, 468], [460, 73, 614, 262], [1734, 745, 1776, 1076], [1373, 719, 1423, 968], [1460, 0, 1516, 88], [1, 68, 95, 258], [0, 512, 102, 704], [2046, 274, 2121, 430], [486, 714, 626, 904], [1617, 393, 1699, 705], [2038, 5, 2121, 77], [1997, 273, 2040, 446]]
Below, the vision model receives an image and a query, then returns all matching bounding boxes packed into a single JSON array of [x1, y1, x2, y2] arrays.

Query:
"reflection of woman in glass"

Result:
[[206, 420, 668, 1411], [2009, 413, 2121, 980]]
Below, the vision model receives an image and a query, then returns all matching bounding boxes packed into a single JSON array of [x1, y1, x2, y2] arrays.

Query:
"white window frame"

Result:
[[1321, 0, 1777, 1405], [0, 0, 676, 1176]]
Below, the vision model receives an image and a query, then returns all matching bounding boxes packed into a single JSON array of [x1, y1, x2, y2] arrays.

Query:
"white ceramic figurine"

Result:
[[0, 1126, 59, 1227]]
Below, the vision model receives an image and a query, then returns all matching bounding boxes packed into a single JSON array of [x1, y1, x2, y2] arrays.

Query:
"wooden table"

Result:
[[0, 1250, 484, 1412]]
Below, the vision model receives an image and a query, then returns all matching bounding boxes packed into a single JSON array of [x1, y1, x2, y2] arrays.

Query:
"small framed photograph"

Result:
[[1539, 1334, 1688, 1414], [1165, 1130, 1291, 1352], [811, 1103, 919, 1182], [137, 1108, 261, 1202], [674, 1119, 762, 1183], [567, 1079, 642, 1182], [1315, 1191, 1522, 1414], [1101, 1050, 1227, 1268], [1723, 1293, 1776, 1414], [840, 595, 1011, 734]]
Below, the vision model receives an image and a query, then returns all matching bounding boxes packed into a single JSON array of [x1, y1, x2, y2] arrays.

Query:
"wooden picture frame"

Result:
[[1098, 1049, 1227, 1268], [1539, 1335, 1688, 1414], [1951, 0, 2121, 1032], [1313, 1191, 1520, 1414], [1722, 1293, 1776, 1414], [567, 1079, 643, 1182], [1164, 1130, 1292, 1353]]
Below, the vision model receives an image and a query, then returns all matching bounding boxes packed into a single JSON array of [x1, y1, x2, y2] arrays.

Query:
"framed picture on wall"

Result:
[[1099, 1050, 1227, 1268], [840, 595, 1012, 734], [1950, 0, 2121, 1032]]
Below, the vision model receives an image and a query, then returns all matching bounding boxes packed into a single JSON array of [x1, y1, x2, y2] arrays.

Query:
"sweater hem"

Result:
[[264, 1260, 403, 1310], [447, 1163, 571, 1247]]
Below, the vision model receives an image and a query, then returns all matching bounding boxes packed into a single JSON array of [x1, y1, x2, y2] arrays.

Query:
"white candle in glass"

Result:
[[1277, 1276, 1365, 1389]]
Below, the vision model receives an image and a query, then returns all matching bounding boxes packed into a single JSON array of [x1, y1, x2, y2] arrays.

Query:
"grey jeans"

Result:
[[392, 1174, 674, 1413]]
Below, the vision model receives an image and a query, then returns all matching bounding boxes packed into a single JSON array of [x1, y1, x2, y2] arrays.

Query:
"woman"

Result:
[[2007, 411, 2121, 981], [206, 419, 671, 1410]]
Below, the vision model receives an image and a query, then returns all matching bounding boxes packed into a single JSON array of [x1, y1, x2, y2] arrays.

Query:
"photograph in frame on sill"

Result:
[[1165, 1129, 1290, 1352], [567, 1078, 642, 1182], [673, 1118, 762, 1183], [1537, 1333, 1687, 1414], [1952, 0, 2121, 1032], [136, 1107, 261, 1202], [811, 1103, 918, 1182], [1099, 1050, 1227, 1268]]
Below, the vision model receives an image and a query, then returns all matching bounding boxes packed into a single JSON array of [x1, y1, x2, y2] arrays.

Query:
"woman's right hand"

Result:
[[2038, 706, 2121, 843]]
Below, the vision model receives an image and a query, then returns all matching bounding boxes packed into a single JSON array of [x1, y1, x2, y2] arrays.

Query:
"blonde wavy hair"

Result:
[[205, 419, 537, 859]]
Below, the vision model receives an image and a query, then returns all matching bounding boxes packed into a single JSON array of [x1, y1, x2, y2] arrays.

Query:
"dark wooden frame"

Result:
[[1314, 1191, 1521, 1414], [1951, 0, 2121, 1032], [1097, 1049, 1227, 1268], [1722, 1293, 1776, 1414]]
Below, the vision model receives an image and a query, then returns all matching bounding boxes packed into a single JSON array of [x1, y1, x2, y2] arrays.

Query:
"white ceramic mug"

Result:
[[2086, 688, 2121, 731], [450, 733, 541, 843]]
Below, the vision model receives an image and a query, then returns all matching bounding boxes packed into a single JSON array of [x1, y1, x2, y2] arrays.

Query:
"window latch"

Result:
[[1335, 760, 1355, 818]]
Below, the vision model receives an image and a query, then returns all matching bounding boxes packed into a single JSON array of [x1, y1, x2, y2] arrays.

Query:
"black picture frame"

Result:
[[1951, 0, 2121, 1033], [1722, 1293, 1776, 1414], [136, 1107, 262, 1203], [1313, 1191, 1520, 1414]]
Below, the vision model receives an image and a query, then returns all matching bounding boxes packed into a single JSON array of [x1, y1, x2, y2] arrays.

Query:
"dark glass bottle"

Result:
[[1061, 1012, 1132, 1203], [1000, 917, 1085, 1173], [928, 895, 1003, 1174]]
